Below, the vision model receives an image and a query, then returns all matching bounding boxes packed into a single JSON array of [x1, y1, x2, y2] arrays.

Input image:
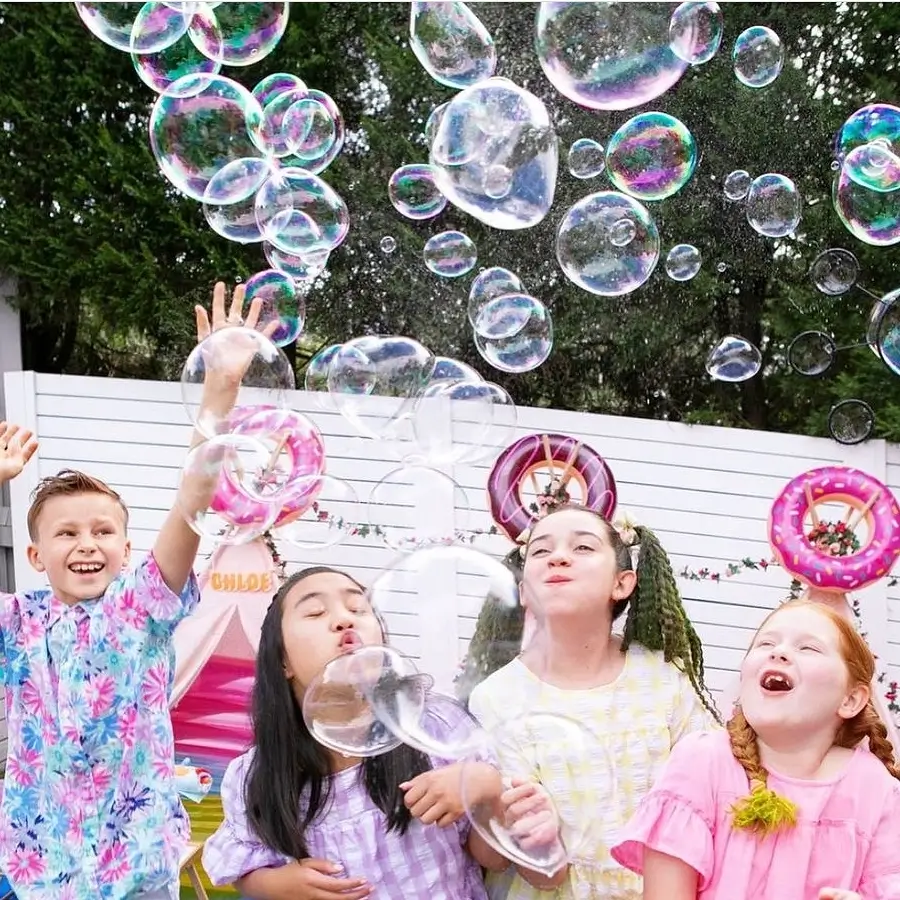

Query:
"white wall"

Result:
[[3, 371, 899, 738]]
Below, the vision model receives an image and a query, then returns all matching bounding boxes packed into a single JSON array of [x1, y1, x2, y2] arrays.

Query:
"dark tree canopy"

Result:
[[0, 2, 898, 438]]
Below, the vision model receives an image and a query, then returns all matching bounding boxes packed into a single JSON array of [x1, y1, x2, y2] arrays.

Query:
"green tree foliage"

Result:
[[0, 2, 898, 438]]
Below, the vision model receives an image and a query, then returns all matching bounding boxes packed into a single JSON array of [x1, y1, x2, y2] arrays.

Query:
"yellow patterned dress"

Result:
[[467, 644, 718, 900]]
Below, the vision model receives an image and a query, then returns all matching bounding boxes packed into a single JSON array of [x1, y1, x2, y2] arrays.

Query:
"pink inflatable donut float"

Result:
[[768, 466, 900, 592], [487, 432, 617, 543], [210, 406, 327, 528]]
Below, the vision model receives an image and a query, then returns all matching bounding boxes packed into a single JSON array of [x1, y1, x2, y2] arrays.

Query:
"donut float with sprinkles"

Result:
[[768, 465, 900, 592], [487, 432, 617, 543]]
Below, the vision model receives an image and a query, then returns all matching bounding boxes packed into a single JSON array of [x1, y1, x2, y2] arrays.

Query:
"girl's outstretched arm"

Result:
[[643, 848, 699, 900]]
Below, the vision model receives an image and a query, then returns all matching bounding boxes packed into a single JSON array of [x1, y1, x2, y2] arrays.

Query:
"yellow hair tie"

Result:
[[731, 784, 798, 835]]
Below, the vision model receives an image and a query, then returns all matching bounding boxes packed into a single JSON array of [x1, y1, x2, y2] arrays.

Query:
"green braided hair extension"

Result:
[[454, 547, 525, 704], [620, 525, 721, 722]]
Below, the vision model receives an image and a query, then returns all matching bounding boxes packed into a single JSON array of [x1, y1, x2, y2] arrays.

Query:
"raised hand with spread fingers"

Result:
[[0, 421, 39, 485]]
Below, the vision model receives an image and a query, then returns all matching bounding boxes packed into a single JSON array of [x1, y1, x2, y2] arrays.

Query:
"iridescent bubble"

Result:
[[733, 26, 784, 89], [284, 97, 337, 162], [304, 344, 341, 393], [423, 231, 478, 277], [716, 261, 727, 273], [809, 248, 859, 296], [705, 335, 762, 382], [189, 1, 289, 67], [409, 1, 497, 90], [668, 1, 723, 65], [424, 102, 449, 147], [264, 243, 330, 281], [260, 86, 310, 158], [244, 269, 305, 348], [75, 2, 142, 52], [328, 336, 435, 440], [567, 138, 605, 179], [388, 164, 447, 221], [665, 244, 702, 281], [474, 293, 540, 341], [429, 77, 558, 230], [429, 357, 483, 386], [474, 297, 553, 374], [787, 331, 836, 377], [745, 173, 801, 238], [129, 1, 192, 54], [609, 219, 636, 247], [828, 400, 875, 445], [380, 236, 397, 254], [867, 288, 900, 376], [204, 162, 270, 244], [255, 167, 350, 255], [556, 191, 660, 296], [834, 103, 900, 164], [723, 169, 751, 201], [468, 267, 524, 332], [605, 112, 698, 201], [535, 2, 688, 111], [252, 72, 306, 108], [132, 25, 222, 95], [842, 142, 900, 193], [280, 90, 345, 175], [149, 74, 265, 202], [833, 165, 900, 246]]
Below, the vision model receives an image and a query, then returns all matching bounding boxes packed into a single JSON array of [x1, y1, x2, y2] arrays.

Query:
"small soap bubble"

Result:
[[669, 1, 723, 65], [244, 269, 305, 347], [380, 235, 397, 255], [605, 112, 698, 201], [474, 297, 553, 374], [468, 267, 524, 333], [809, 248, 859, 296], [705, 335, 762, 382], [423, 231, 478, 278], [723, 169, 751, 201], [665, 244, 702, 281], [733, 26, 784, 88], [827, 399, 875, 445], [388, 164, 447, 221], [610, 219, 637, 247], [787, 331, 836, 377], [717, 262, 727, 273], [567, 138, 606, 179], [745, 173, 801, 238]]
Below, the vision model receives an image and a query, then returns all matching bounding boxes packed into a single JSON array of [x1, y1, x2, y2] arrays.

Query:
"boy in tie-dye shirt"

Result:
[[0, 282, 265, 900]]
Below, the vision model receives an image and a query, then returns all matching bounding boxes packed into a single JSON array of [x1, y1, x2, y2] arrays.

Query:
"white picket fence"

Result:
[[2, 369, 900, 761]]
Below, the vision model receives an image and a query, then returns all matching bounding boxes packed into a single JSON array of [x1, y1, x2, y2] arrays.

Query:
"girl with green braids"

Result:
[[465, 504, 720, 900]]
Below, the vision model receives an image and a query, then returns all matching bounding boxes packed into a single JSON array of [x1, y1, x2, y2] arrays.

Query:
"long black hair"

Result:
[[243, 566, 433, 860]]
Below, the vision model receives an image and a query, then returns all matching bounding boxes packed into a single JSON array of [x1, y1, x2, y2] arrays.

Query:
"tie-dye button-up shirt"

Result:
[[0, 554, 199, 900]]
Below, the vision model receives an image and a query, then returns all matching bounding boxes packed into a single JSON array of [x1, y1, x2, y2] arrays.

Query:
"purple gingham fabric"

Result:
[[203, 698, 489, 900]]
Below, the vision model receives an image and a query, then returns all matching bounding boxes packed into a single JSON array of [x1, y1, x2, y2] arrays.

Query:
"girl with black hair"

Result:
[[202, 566, 507, 899], [465, 506, 721, 900]]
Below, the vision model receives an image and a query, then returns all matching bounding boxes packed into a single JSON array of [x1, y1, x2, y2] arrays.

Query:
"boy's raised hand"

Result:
[[0, 422, 38, 484]]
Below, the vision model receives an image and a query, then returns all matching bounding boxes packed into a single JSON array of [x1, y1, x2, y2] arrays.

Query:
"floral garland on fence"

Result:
[[251, 502, 900, 726]]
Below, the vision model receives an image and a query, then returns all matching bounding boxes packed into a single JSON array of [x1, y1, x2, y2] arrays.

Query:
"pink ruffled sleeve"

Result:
[[858, 781, 900, 899], [202, 752, 292, 886], [610, 730, 719, 888]]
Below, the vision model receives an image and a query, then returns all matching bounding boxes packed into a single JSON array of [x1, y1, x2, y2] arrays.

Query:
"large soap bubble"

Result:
[[149, 73, 266, 202], [189, 2, 289, 67], [605, 112, 698, 201], [833, 167, 900, 246], [556, 191, 660, 296], [745, 173, 801, 238], [834, 103, 900, 164], [409, 1, 497, 90], [429, 77, 558, 230], [535, 2, 688, 111]]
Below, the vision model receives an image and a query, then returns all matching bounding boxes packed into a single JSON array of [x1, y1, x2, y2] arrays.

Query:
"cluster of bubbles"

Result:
[[76, 2, 346, 352], [723, 171, 803, 239], [178, 322, 522, 552], [300, 542, 613, 876]]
